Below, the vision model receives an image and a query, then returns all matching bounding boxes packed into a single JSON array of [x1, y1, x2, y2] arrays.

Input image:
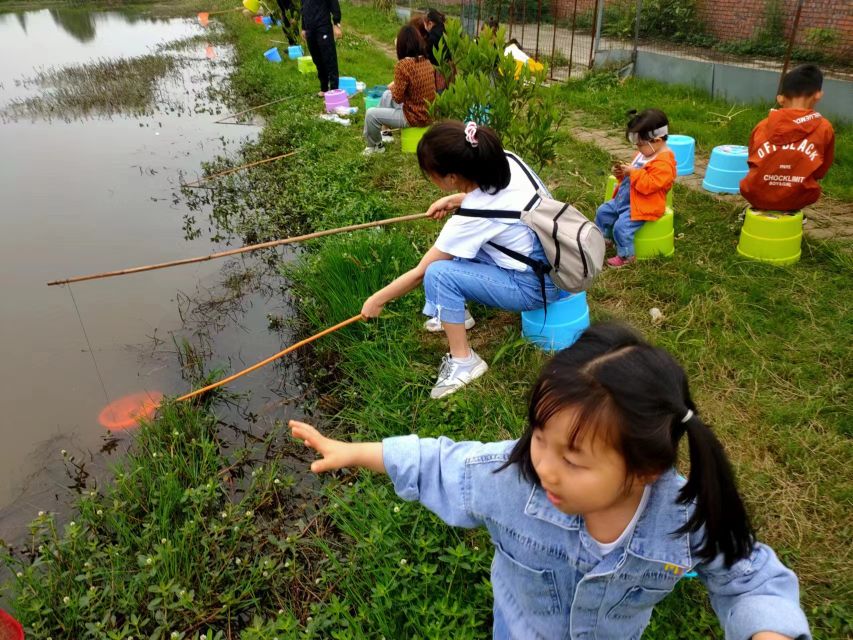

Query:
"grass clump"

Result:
[[1, 402, 331, 638], [7, 54, 179, 119]]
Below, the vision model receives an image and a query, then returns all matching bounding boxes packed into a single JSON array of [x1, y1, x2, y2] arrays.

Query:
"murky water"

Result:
[[0, 9, 302, 540]]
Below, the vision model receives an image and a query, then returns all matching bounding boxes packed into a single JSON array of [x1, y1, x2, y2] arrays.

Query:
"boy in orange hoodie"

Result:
[[595, 109, 677, 267], [740, 64, 835, 212]]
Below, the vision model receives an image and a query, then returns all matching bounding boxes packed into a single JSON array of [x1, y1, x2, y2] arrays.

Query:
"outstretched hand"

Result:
[[289, 420, 387, 474], [290, 420, 352, 473]]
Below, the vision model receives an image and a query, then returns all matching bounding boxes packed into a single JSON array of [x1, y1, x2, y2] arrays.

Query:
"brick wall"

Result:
[[547, 0, 852, 57], [696, 0, 852, 57]]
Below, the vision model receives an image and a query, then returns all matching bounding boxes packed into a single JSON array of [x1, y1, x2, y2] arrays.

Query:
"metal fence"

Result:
[[454, 0, 852, 81]]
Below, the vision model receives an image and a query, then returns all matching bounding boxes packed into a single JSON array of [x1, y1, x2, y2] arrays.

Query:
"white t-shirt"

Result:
[[433, 152, 550, 271], [591, 485, 651, 557]]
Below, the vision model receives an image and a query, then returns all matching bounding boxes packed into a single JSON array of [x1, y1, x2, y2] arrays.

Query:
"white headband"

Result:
[[628, 125, 668, 143]]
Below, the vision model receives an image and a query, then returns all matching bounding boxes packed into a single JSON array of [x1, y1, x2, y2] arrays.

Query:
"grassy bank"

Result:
[[3, 3, 851, 638]]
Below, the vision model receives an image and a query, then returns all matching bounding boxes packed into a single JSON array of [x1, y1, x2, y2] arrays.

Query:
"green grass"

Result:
[[3, 5, 851, 639]]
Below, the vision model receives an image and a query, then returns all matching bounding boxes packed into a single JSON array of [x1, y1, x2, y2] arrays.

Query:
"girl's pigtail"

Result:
[[676, 411, 755, 567]]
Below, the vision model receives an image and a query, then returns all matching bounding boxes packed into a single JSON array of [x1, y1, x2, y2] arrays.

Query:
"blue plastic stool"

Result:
[[287, 45, 304, 59], [702, 145, 748, 194], [522, 292, 590, 352], [668, 134, 695, 176], [339, 76, 358, 96], [263, 47, 282, 63]]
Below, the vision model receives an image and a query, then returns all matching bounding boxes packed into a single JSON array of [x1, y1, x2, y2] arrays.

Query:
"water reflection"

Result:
[[48, 9, 96, 42]]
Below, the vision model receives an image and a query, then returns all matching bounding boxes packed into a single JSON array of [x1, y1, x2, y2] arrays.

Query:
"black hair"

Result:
[[780, 63, 824, 98], [626, 108, 669, 142], [396, 24, 425, 60], [416, 120, 511, 194], [425, 8, 445, 25], [500, 322, 755, 567]]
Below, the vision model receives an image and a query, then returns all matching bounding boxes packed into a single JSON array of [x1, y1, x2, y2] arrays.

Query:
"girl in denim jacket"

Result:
[[290, 323, 810, 640]]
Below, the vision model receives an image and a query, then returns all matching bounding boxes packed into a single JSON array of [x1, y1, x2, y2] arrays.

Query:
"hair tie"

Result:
[[681, 409, 694, 423], [464, 121, 479, 148]]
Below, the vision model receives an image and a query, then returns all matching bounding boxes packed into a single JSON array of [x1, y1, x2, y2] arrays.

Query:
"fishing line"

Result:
[[67, 283, 115, 419]]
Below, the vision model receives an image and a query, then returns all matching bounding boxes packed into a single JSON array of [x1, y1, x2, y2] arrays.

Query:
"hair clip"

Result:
[[464, 121, 479, 147]]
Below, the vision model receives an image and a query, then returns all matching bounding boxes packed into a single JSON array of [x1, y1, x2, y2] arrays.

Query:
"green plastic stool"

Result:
[[297, 56, 316, 74], [737, 208, 802, 265], [635, 208, 675, 260], [401, 126, 428, 154], [602, 174, 673, 209]]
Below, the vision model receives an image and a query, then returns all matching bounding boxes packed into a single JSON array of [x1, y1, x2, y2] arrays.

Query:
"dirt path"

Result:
[[566, 113, 853, 242]]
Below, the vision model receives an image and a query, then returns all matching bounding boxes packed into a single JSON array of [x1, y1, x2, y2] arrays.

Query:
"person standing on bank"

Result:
[[301, 0, 342, 96], [275, 0, 298, 46]]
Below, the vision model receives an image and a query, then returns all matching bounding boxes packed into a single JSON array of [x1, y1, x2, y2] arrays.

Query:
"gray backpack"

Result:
[[456, 154, 605, 294]]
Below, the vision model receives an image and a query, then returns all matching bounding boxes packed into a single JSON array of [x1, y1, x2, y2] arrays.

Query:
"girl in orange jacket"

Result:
[[595, 109, 677, 267]]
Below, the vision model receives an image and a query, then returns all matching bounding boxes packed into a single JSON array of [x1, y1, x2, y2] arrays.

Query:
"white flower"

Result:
[[201, 636, 207, 640], [69, 521, 76, 528], [61, 449, 68, 457], [393, 505, 400, 513], [235, 558, 242, 565], [96, 510, 103, 516], [146, 557, 154, 565], [347, 482, 353, 487], [284, 561, 291, 568], [220, 511, 228, 519], [314, 578, 321, 584], [263, 571, 269, 577], [244, 510, 253, 518], [307, 616, 313, 622], [62, 596, 70, 604], [89, 585, 97, 592], [37, 511, 45, 517], [233, 525, 240, 533], [161, 538, 168, 544], [89, 490, 96, 497], [172, 430, 179, 436], [15, 572, 22, 578], [152, 452, 158, 458], [474, 546, 480, 551], [171, 633, 180, 639], [277, 609, 284, 615], [84, 561, 92, 569], [273, 478, 281, 485], [399, 558, 407, 565]]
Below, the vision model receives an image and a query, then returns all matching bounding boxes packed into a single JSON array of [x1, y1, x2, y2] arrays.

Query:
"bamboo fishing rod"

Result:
[[47, 212, 429, 286], [215, 93, 311, 124], [182, 150, 299, 188], [176, 314, 363, 402]]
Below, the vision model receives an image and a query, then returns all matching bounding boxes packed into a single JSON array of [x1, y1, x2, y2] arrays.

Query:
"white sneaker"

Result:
[[430, 351, 488, 399], [381, 131, 394, 143], [423, 310, 475, 333], [362, 145, 385, 156]]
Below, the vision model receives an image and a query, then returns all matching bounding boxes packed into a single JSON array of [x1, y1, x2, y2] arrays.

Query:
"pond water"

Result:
[[0, 9, 302, 541]]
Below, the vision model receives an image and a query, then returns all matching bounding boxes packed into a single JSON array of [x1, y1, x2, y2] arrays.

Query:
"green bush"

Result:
[[430, 20, 562, 168]]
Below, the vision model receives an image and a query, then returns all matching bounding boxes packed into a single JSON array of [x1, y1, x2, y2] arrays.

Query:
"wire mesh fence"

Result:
[[452, 0, 852, 81]]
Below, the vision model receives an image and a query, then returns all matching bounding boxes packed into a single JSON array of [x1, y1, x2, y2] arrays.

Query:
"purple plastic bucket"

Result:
[[323, 89, 349, 113]]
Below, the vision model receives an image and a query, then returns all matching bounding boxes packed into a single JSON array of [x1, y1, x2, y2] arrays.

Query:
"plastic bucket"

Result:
[[737, 208, 802, 265], [261, 15, 273, 25], [634, 208, 675, 260], [522, 292, 590, 352], [297, 56, 316, 74], [603, 174, 618, 203], [339, 76, 357, 95], [253, 15, 263, 23], [287, 45, 304, 59], [702, 144, 748, 194], [364, 95, 381, 110], [0, 609, 24, 640], [243, 0, 260, 12], [668, 134, 695, 176], [401, 126, 428, 154], [263, 47, 282, 63], [324, 89, 349, 113]]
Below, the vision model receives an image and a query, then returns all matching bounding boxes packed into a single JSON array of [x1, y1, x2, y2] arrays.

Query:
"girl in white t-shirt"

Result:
[[361, 120, 561, 399]]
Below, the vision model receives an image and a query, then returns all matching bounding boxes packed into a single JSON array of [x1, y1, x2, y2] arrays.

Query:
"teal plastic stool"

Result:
[[702, 145, 748, 194], [522, 292, 590, 352], [635, 208, 675, 260], [737, 208, 802, 265]]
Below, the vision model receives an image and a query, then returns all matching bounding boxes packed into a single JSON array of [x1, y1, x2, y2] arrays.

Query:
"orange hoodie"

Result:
[[740, 108, 835, 211], [615, 149, 677, 221]]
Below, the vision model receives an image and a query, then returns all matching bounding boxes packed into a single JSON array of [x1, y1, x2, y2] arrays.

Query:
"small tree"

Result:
[[430, 20, 562, 169]]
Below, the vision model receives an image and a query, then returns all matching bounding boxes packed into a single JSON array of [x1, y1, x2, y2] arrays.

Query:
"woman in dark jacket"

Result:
[[423, 8, 448, 66]]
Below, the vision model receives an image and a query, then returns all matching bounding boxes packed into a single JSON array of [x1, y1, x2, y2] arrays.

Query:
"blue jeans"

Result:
[[422, 252, 560, 324], [595, 179, 645, 258]]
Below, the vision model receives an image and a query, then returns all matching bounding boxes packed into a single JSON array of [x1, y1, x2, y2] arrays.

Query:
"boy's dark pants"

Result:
[[274, 0, 297, 45], [304, 26, 339, 92]]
